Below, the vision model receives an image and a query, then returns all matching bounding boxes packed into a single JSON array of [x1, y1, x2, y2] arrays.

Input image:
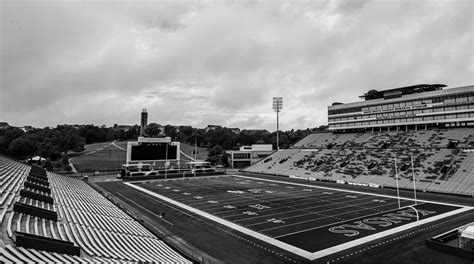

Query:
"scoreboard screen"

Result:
[[130, 143, 178, 161]]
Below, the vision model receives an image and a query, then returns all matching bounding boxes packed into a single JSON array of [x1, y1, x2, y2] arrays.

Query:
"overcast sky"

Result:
[[1, 0, 473, 131]]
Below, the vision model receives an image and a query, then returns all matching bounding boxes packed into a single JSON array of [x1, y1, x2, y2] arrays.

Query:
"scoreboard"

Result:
[[130, 143, 177, 161], [126, 137, 180, 164]]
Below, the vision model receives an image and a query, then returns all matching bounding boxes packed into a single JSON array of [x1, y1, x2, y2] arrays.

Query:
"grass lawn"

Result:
[[71, 141, 127, 171], [71, 140, 210, 171], [179, 142, 209, 161]]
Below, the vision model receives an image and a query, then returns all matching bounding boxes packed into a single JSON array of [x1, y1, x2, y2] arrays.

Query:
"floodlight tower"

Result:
[[272, 97, 283, 150]]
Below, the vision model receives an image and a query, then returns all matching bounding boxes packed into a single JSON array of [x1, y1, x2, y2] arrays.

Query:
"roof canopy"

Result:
[[359, 84, 447, 101]]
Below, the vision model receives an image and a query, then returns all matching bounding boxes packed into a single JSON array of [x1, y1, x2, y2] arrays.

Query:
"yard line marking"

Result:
[[231, 174, 469, 207], [124, 181, 316, 259], [256, 200, 406, 232], [271, 203, 423, 238], [243, 198, 402, 227], [124, 175, 474, 261]]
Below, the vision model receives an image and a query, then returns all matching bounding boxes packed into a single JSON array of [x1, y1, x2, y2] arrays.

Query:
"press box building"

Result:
[[328, 84, 474, 132]]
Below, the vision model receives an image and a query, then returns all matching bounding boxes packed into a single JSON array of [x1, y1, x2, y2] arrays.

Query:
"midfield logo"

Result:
[[249, 204, 270, 210]]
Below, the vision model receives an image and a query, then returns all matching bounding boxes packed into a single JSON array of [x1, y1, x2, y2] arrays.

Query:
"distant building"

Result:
[[328, 84, 474, 132], [0, 122, 10, 129], [205, 125, 221, 132], [115, 125, 134, 131], [226, 144, 274, 168], [140, 109, 148, 136], [229, 128, 241, 134]]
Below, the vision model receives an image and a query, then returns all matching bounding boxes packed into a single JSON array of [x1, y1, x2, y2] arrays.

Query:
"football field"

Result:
[[125, 175, 471, 260]]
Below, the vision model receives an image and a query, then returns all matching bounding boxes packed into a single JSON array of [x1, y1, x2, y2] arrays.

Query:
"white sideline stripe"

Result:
[[125, 176, 474, 260], [124, 182, 315, 259]]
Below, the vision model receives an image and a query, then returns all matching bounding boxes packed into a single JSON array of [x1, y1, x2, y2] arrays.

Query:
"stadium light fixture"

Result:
[[272, 97, 283, 151]]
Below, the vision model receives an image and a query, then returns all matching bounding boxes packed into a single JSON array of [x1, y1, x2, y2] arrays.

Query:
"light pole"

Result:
[[272, 97, 283, 151]]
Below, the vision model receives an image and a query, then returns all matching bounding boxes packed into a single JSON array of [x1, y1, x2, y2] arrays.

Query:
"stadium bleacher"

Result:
[[0, 155, 192, 263], [245, 128, 474, 196]]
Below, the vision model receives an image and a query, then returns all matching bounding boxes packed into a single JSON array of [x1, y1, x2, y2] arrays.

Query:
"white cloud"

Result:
[[1, 0, 473, 130]]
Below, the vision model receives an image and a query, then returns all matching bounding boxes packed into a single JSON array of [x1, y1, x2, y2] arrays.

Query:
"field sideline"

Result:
[[123, 174, 472, 260]]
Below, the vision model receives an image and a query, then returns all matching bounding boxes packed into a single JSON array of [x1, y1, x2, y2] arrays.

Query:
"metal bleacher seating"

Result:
[[0, 155, 191, 263], [245, 128, 474, 196]]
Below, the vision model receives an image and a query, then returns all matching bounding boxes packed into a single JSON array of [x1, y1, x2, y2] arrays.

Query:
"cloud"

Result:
[[1, 0, 472, 131]]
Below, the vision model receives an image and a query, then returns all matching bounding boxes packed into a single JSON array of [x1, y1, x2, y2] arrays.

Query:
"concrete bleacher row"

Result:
[[0, 155, 192, 263], [292, 128, 473, 149], [0, 245, 115, 263], [246, 129, 473, 196]]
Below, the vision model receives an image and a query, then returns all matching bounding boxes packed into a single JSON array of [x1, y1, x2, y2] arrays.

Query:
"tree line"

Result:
[[0, 123, 328, 167]]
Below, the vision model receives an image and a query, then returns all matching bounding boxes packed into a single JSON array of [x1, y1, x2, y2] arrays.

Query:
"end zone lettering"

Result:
[[329, 208, 436, 237]]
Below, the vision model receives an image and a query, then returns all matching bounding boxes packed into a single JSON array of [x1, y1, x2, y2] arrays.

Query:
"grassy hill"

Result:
[[71, 140, 209, 171], [179, 142, 209, 161], [71, 141, 127, 171]]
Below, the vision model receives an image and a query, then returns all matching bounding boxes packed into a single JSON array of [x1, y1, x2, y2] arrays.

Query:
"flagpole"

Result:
[[411, 155, 417, 205], [394, 154, 401, 209]]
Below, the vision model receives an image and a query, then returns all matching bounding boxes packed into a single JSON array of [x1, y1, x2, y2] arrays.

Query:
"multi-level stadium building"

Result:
[[328, 84, 474, 132]]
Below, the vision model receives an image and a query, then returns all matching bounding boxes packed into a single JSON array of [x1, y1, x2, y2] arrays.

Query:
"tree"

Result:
[[125, 125, 140, 139], [164, 125, 178, 140], [0, 127, 25, 153], [7, 137, 36, 158], [207, 145, 223, 165], [145, 123, 162, 137], [38, 138, 61, 161], [221, 152, 230, 167], [55, 125, 85, 154], [209, 145, 223, 156]]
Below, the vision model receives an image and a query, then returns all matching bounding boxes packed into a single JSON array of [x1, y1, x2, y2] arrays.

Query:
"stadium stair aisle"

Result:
[[0, 156, 193, 263]]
